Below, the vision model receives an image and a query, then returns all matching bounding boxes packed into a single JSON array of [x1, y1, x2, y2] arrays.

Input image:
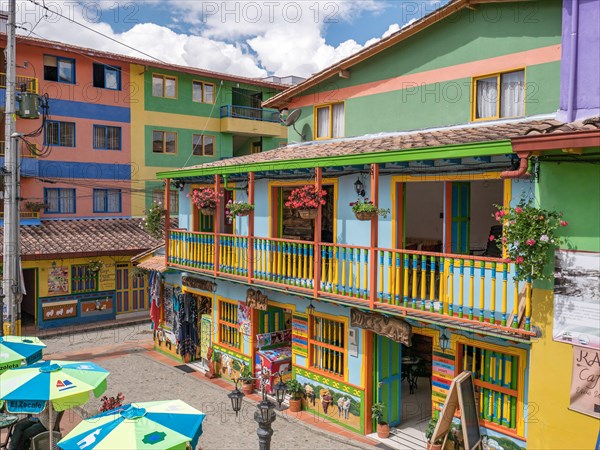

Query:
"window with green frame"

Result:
[[71, 264, 98, 293], [457, 343, 523, 435]]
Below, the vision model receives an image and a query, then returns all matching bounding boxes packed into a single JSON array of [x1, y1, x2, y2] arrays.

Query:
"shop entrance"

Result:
[[21, 268, 36, 326], [193, 294, 212, 371], [400, 333, 433, 430], [375, 335, 403, 427]]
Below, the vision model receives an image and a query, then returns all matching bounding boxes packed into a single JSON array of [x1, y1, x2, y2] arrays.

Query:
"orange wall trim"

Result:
[[288, 45, 561, 109]]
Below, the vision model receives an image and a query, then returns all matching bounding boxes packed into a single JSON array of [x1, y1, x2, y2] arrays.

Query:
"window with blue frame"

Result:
[[45, 121, 75, 147], [71, 264, 98, 293], [93, 63, 121, 90], [93, 125, 122, 150], [43, 55, 75, 83], [93, 189, 122, 213], [44, 188, 76, 214]]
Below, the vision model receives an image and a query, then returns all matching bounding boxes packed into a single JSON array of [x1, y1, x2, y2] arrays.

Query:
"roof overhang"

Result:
[[511, 129, 600, 153], [157, 140, 513, 179]]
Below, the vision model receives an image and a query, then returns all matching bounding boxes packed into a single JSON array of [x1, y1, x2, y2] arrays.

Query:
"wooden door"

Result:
[[376, 335, 403, 427]]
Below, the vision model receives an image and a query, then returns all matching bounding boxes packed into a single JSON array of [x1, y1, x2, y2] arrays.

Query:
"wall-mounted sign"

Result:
[[350, 308, 412, 346], [554, 251, 600, 350], [246, 288, 268, 311], [47, 265, 69, 295], [182, 276, 215, 293], [42, 301, 78, 321], [570, 345, 600, 419]]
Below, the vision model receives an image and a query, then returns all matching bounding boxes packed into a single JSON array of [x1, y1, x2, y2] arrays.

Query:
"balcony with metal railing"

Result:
[[0, 73, 39, 94], [220, 105, 286, 137]]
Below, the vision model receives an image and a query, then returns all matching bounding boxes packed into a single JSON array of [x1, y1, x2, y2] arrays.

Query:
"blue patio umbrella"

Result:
[[0, 335, 45, 372], [57, 400, 206, 450]]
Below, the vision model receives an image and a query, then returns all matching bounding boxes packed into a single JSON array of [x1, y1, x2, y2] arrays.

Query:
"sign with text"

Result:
[[554, 251, 600, 350], [246, 288, 268, 310], [182, 276, 215, 293], [570, 345, 600, 419]]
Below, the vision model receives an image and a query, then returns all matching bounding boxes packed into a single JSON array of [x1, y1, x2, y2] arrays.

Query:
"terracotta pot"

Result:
[[298, 209, 318, 220], [355, 210, 378, 221], [426, 442, 443, 450], [376, 423, 390, 439], [200, 207, 216, 216], [183, 353, 191, 363], [242, 382, 254, 395], [288, 398, 302, 413]]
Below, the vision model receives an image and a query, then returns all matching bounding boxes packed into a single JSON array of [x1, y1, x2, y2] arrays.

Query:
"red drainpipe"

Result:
[[501, 154, 531, 179]]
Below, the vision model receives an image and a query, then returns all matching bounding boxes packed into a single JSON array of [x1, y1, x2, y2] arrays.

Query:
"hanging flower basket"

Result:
[[285, 185, 327, 219], [200, 207, 217, 216], [355, 210, 378, 221], [298, 209, 319, 220], [236, 210, 251, 217], [225, 200, 255, 222]]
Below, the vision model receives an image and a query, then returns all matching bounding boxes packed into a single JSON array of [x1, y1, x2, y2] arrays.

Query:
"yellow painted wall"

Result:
[[527, 288, 599, 449]]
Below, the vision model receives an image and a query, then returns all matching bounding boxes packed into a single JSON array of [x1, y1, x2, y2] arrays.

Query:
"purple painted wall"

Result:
[[557, 0, 600, 121]]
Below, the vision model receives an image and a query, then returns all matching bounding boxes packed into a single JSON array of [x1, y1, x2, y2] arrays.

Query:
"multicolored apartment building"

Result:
[[150, 1, 599, 449], [0, 33, 288, 331]]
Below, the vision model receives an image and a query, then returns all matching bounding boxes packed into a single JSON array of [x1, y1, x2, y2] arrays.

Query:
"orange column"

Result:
[[248, 172, 255, 284], [214, 175, 221, 276], [313, 167, 323, 298], [369, 164, 379, 310], [164, 179, 171, 267], [363, 329, 374, 434]]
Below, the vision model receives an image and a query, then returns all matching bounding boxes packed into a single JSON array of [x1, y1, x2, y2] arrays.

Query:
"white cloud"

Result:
[[10, 0, 418, 79]]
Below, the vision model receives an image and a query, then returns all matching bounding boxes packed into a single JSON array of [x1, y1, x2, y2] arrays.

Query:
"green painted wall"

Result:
[[290, 1, 562, 139], [537, 155, 600, 253], [144, 125, 230, 168]]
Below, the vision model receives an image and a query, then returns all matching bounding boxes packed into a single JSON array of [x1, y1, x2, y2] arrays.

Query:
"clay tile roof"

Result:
[[524, 117, 600, 135], [0, 218, 176, 259], [173, 117, 578, 174], [135, 256, 167, 273]]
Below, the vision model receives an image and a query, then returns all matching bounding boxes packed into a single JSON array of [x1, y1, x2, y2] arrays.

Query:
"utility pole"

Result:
[[2, 0, 21, 336]]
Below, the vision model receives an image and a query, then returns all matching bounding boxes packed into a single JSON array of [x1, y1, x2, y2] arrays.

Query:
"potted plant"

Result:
[[240, 365, 255, 395], [286, 379, 304, 413], [24, 201, 46, 212], [225, 200, 255, 222], [285, 185, 327, 220], [493, 199, 567, 282], [189, 188, 221, 216], [372, 402, 390, 438], [142, 201, 166, 239], [87, 260, 104, 274], [350, 198, 390, 221], [425, 415, 443, 450], [99, 392, 125, 412]]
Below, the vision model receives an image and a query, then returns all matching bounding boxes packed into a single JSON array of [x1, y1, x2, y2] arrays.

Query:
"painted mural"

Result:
[[294, 367, 364, 434], [47, 265, 69, 295], [213, 344, 251, 382]]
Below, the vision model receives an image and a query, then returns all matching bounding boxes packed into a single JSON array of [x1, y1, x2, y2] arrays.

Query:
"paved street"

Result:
[[41, 324, 379, 450]]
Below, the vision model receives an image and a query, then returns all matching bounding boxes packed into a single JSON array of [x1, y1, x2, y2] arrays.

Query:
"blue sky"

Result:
[[16, 1, 446, 78]]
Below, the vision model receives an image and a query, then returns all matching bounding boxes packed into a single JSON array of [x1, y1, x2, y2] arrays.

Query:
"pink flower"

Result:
[[526, 239, 536, 246], [515, 207, 523, 214], [560, 220, 568, 227], [502, 237, 507, 244], [516, 256, 524, 264], [540, 235, 549, 242], [489, 235, 495, 242]]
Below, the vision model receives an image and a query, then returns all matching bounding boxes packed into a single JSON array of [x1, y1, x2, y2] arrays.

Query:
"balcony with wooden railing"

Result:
[[168, 231, 533, 338], [0, 73, 39, 94]]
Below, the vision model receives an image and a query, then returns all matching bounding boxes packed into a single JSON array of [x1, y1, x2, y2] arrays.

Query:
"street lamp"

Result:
[[439, 329, 450, 353], [228, 371, 287, 450], [354, 177, 365, 197]]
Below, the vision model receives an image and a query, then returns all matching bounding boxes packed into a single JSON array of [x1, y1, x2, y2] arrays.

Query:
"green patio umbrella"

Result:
[[0, 360, 109, 448], [57, 400, 206, 450], [0, 335, 46, 373]]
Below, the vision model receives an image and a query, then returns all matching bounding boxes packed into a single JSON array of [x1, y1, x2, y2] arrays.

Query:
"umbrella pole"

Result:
[[49, 401, 54, 449]]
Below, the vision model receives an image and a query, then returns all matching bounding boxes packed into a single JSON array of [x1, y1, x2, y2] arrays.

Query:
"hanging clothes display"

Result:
[[176, 293, 199, 359], [149, 271, 162, 329]]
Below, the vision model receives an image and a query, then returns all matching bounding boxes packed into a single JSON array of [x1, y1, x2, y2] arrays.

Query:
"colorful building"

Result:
[[149, 1, 599, 448], [0, 33, 288, 330]]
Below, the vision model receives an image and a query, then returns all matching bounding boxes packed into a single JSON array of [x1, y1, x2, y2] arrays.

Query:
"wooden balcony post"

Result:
[[214, 175, 221, 276], [164, 178, 171, 267], [369, 164, 379, 310], [247, 172, 255, 283], [313, 167, 323, 297]]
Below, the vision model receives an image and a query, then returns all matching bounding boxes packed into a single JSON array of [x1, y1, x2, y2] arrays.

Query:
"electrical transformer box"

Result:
[[17, 93, 40, 119]]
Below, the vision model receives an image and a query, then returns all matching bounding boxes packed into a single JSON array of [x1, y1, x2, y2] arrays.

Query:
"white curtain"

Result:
[[107, 189, 121, 212], [317, 107, 330, 138], [105, 68, 119, 90], [332, 103, 345, 138], [61, 189, 75, 213], [46, 189, 59, 212], [476, 77, 498, 119], [93, 126, 105, 149], [93, 190, 105, 212], [500, 71, 525, 118]]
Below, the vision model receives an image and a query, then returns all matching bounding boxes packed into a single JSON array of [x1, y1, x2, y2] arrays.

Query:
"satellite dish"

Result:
[[281, 109, 304, 140], [284, 108, 302, 126]]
